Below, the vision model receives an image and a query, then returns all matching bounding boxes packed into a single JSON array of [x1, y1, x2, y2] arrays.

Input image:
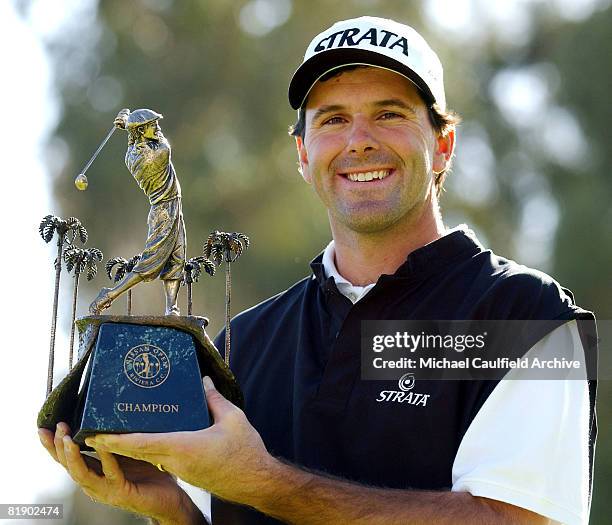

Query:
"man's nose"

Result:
[[346, 117, 380, 154]]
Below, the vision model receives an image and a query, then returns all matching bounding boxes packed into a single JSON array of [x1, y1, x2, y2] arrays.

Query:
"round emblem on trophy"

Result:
[[124, 344, 171, 388]]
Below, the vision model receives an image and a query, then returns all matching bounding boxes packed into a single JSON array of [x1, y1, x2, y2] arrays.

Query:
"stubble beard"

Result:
[[331, 198, 418, 235], [329, 168, 433, 236]]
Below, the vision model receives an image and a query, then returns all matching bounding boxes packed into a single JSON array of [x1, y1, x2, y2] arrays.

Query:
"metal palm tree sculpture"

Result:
[[39, 215, 88, 396], [64, 246, 103, 370], [204, 231, 249, 366], [183, 256, 216, 316], [105, 254, 142, 315]]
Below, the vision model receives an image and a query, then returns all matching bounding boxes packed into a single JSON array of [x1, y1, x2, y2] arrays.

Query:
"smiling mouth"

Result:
[[342, 169, 392, 182]]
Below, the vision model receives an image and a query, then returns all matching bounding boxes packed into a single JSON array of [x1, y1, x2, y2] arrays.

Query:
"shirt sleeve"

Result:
[[177, 479, 211, 524], [451, 320, 592, 525]]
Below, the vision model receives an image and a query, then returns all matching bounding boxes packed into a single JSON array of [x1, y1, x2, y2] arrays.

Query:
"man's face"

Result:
[[142, 121, 161, 140], [296, 67, 453, 234]]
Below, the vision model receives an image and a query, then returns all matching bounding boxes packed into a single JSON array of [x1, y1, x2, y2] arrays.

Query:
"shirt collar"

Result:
[[321, 240, 361, 287], [321, 241, 376, 303], [310, 224, 483, 286]]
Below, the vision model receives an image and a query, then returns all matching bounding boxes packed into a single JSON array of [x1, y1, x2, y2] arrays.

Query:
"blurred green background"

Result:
[[25, 0, 611, 522]]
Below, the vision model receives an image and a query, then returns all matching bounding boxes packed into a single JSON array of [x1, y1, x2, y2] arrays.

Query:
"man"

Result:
[[39, 16, 596, 525], [89, 108, 186, 316]]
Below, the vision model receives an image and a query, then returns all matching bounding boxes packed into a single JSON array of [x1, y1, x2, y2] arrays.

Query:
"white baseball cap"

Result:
[[288, 16, 446, 111]]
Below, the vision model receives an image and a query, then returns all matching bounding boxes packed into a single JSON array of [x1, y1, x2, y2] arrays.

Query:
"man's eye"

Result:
[[323, 116, 345, 125], [379, 112, 402, 120]]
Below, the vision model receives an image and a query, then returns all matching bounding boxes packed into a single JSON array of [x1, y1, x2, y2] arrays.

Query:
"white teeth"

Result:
[[346, 170, 390, 182]]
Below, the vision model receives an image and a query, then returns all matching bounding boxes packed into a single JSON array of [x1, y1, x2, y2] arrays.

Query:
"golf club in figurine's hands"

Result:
[[38, 108, 245, 447], [73, 108, 130, 192]]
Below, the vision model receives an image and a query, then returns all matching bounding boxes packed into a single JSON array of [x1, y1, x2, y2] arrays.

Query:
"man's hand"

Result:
[[114, 108, 130, 129], [55, 378, 553, 525], [38, 423, 205, 525], [84, 377, 275, 506]]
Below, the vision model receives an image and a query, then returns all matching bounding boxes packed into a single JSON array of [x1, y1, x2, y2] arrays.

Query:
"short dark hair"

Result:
[[288, 66, 461, 197]]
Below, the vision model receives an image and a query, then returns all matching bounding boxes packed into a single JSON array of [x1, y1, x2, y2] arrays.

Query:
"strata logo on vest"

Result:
[[376, 373, 430, 407]]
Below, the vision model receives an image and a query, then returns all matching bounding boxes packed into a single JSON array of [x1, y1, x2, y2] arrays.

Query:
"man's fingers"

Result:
[[82, 454, 104, 476], [38, 428, 59, 462], [97, 450, 125, 483], [203, 376, 239, 423], [63, 435, 102, 487], [54, 423, 71, 467], [86, 432, 171, 462], [39, 426, 102, 475]]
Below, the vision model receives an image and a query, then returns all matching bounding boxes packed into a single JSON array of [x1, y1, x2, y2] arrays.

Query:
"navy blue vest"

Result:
[[211, 229, 596, 524]]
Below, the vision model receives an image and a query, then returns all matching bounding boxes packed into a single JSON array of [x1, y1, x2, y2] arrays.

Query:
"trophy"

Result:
[[37, 109, 245, 446]]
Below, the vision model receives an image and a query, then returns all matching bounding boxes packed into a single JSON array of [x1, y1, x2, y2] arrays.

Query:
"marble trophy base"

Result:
[[38, 315, 243, 448], [73, 322, 209, 443]]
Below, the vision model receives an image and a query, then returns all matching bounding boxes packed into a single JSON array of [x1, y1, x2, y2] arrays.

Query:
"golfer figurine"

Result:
[[89, 108, 186, 316]]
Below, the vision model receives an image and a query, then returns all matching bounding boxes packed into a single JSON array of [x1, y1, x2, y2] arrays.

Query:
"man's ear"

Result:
[[295, 136, 311, 183], [432, 128, 456, 175]]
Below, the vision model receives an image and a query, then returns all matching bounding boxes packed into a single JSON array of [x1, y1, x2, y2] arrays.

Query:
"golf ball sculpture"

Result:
[[74, 173, 88, 191]]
